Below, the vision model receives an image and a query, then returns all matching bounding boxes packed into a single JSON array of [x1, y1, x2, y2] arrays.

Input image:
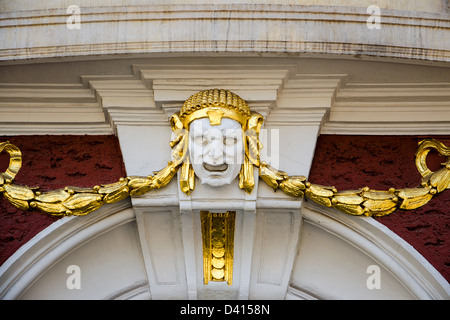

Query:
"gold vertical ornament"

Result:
[[201, 211, 235, 285]]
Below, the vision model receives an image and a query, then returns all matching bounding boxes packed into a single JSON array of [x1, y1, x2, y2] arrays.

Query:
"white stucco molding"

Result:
[[0, 4, 448, 63], [322, 82, 450, 135], [2, 59, 449, 136], [0, 200, 143, 300], [288, 201, 450, 300], [1, 1, 448, 14]]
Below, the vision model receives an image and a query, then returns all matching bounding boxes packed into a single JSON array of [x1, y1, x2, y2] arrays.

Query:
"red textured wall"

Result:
[[0, 135, 126, 265], [308, 135, 450, 282]]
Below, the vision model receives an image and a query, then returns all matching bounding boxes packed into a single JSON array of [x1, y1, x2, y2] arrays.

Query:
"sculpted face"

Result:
[[189, 118, 244, 187]]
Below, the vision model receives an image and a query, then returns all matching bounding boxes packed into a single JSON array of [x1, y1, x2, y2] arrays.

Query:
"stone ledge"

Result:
[[1, 4, 448, 62]]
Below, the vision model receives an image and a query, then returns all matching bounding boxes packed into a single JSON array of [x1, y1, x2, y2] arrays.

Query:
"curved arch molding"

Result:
[[288, 202, 450, 300], [0, 200, 152, 300]]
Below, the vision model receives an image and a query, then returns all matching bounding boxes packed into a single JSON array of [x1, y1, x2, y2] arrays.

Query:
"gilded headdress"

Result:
[[177, 89, 251, 127]]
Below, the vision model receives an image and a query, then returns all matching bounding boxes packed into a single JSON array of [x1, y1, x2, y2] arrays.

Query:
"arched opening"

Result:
[[0, 200, 150, 300]]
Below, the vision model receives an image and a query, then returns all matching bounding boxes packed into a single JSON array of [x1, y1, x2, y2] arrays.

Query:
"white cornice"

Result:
[[0, 83, 112, 135], [137, 64, 294, 106], [0, 4, 448, 63], [321, 82, 450, 135], [1, 63, 450, 136]]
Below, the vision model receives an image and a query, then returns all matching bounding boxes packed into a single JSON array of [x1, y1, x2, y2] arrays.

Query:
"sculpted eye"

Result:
[[195, 136, 208, 146], [223, 136, 238, 145]]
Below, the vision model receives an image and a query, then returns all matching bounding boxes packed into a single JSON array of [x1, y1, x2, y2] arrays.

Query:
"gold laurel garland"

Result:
[[259, 139, 450, 217], [1, 138, 450, 217], [0, 139, 183, 216]]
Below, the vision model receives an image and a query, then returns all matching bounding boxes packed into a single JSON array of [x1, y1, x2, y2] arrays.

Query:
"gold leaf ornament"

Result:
[[3, 192, 30, 211], [258, 162, 288, 190], [30, 201, 67, 215], [332, 202, 365, 216], [128, 176, 153, 196], [362, 199, 397, 216], [0, 141, 22, 182], [3, 184, 35, 201], [429, 167, 450, 193], [62, 193, 104, 215], [152, 162, 180, 189], [34, 189, 71, 203], [98, 178, 130, 204], [333, 194, 364, 205], [398, 187, 433, 210], [279, 176, 307, 198], [305, 184, 336, 208]]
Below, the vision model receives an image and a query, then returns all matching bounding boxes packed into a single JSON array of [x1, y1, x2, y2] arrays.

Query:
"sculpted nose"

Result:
[[207, 140, 224, 162], [210, 141, 221, 157]]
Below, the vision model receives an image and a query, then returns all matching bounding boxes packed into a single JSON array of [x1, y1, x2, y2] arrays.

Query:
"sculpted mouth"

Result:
[[203, 163, 228, 172]]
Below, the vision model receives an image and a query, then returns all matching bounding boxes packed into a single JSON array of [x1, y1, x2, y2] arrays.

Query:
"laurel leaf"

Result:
[[152, 162, 179, 189], [362, 190, 395, 200], [3, 191, 29, 210], [70, 204, 104, 216], [65, 186, 97, 193], [259, 164, 287, 190], [333, 194, 364, 205], [308, 184, 334, 198], [363, 199, 397, 216], [398, 186, 431, 199], [399, 193, 433, 210], [128, 176, 153, 196], [98, 180, 127, 194], [368, 206, 397, 217], [279, 176, 307, 198], [62, 193, 104, 210], [98, 180, 130, 203], [32, 201, 67, 215], [397, 187, 433, 210], [3, 184, 35, 200], [305, 188, 332, 207], [35, 189, 71, 203], [332, 202, 364, 216], [429, 168, 450, 193], [104, 187, 130, 204], [335, 188, 365, 196]]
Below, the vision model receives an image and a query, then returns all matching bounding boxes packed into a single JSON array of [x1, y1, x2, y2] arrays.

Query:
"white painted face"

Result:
[[189, 118, 244, 187]]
